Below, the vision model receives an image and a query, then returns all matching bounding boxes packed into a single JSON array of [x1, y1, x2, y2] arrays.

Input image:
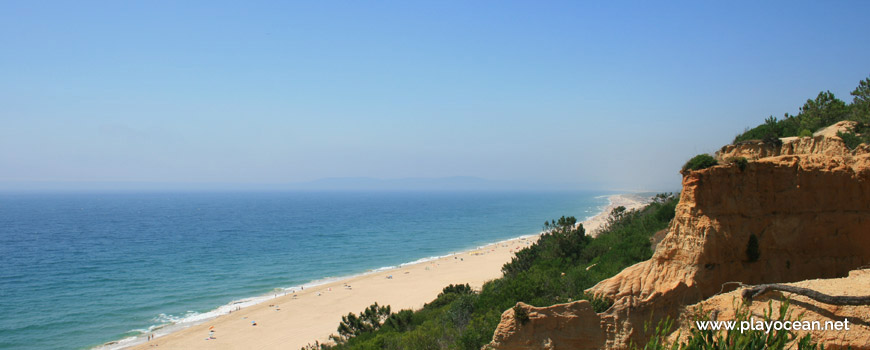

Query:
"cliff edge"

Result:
[[488, 128, 870, 349]]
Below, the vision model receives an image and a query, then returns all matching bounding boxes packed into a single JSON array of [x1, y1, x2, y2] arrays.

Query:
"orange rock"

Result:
[[488, 133, 870, 349], [489, 301, 608, 350]]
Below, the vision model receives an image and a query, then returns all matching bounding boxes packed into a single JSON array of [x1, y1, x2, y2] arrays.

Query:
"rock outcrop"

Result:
[[715, 121, 867, 161], [489, 301, 609, 350], [488, 132, 870, 349]]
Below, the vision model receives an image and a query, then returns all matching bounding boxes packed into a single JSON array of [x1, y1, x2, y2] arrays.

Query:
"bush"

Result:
[[512, 304, 529, 326], [332, 303, 392, 344], [585, 293, 614, 313], [382, 309, 414, 332], [425, 283, 473, 309], [682, 154, 718, 172], [762, 134, 783, 147], [799, 129, 813, 137], [725, 156, 748, 172], [502, 218, 589, 277], [838, 130, 865, 150], [441, 283, 473, 296]]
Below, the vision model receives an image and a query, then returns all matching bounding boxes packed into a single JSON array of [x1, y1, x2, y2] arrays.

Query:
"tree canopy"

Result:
[[733, 75, 869, 143]]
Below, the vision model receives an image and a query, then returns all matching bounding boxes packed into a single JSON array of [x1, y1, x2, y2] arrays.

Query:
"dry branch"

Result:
[[742, 284, 870, 306]]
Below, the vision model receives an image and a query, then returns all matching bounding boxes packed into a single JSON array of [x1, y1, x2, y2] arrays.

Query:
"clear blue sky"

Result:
[[1, 1, 868, 191]]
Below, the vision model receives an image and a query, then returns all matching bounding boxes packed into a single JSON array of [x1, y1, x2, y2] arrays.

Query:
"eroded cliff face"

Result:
[[489, 301, 609, 350], [488, 133, 870, 349], [716, 121, 866, 161]]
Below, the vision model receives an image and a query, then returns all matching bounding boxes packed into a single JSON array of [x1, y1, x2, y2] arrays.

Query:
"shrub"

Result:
[[382, 309, 414, 332], [447, 294, 476, 328], [332, 303, 392, 343], [762, 134, 783, 147], [512, 304, 530, 326], [682, 154, 718, 172], [441, 283, 472, 295], [799, 129, 813, 137], [425, 283, 473, 309], [584, 293, 614, 313], [838, 130, 865, 150], [725, 157, 748, 172]]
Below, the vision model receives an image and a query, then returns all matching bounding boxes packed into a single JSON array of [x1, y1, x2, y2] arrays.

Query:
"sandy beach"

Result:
[[125, 236, 537, 350], [123, 193, 647, 350], [581, 193, 651, 237]]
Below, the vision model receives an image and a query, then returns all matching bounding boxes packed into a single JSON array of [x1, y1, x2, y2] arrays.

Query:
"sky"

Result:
[[1, 1, 869, 191]]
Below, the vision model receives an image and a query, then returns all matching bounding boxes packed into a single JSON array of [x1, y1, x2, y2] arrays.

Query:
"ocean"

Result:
[[0, 191, 610, 349]]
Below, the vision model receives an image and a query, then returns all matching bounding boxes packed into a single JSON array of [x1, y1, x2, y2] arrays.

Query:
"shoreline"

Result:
[[581, 193, 652, 237], [121, 235, 539, 350], [113, 193, 647, 350]]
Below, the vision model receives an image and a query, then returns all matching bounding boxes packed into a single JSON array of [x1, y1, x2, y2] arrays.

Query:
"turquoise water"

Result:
[[0, 191, 609, 349]]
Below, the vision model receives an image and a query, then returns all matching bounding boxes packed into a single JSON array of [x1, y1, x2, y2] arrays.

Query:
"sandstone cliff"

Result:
[[489, 301, 609, 350], [716, 121, 866, 161], [488, 129, 870, 349]]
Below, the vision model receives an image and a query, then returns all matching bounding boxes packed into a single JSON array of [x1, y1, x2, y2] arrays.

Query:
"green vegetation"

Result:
[[332, 303, 393, 344], [639, 300, 819, 349], [836, 122, 870, 150], [512, 305, 529, 326], [733, 74, 870, 144], [305, 194, 679, 350], [682, 154, 718, 172], [838, 130, 864, 150], [852, 77, 870, 123], [725, 157, 748, 172]]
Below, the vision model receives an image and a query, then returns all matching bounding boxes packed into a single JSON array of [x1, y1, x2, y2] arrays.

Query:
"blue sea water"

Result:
[[0, 191, 609, 349]]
